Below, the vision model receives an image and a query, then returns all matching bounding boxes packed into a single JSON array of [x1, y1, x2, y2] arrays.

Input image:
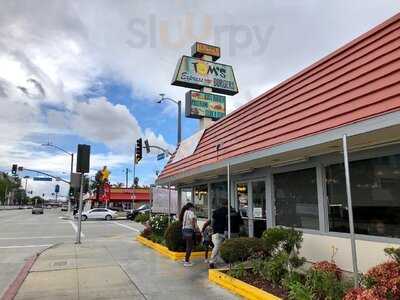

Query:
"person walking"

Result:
[[209, 200, 228, 269], [179, 203, 198, 267]]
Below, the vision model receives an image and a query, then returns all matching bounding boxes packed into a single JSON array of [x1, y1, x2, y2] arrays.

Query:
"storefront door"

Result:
[[235, 180, 267, 237]]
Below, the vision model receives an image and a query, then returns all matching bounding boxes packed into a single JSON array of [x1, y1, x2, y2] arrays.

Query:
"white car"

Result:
[[81, 208, 116, 221]]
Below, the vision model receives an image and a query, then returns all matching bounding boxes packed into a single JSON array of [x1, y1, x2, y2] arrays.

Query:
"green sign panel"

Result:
[[172, 56, 238, 95], [185, 90, 226, 120]]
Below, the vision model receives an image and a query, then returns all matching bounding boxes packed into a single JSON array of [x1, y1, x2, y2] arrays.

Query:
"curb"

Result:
[[1, 244, 59, 300], [208, 269, 282, 300], [136, 236, 206, 261]]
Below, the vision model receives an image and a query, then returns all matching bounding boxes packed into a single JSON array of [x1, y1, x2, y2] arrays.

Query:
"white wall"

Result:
[[301, 233, 400, 273]]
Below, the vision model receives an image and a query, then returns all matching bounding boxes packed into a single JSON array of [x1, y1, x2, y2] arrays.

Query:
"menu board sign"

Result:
[[185, 90, 226, 120]]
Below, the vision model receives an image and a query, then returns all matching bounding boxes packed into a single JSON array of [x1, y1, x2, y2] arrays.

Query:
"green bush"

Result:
[[220, 237, 267, 264], [135, 212, 150, 223], [227, 262, 248, 280], [148, 214, 169, 236], [262, 227, 303, 255], [263, 251, 290, 285], [164, 221, 185, 252], [287, 280, 314, 300]]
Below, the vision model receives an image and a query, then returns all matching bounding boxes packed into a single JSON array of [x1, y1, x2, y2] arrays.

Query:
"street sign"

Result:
[[33, 177, 52, 181], [157, 153, 165, 160], [55, 184, 60, 193], [171, 56, 238, 95], [185, 90, 226, 120]]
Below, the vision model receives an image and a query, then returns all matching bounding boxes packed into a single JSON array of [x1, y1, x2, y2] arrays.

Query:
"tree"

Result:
[[0, 173, 21, 205]]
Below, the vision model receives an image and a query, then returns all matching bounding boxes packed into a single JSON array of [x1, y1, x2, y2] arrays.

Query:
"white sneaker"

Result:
[[204, 259, 209, 263], [183, 261, 193, 267]]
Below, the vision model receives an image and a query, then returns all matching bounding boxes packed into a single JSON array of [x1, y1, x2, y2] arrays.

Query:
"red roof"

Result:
[[91, 188, 150, 202], [159, 13, 400, 180]]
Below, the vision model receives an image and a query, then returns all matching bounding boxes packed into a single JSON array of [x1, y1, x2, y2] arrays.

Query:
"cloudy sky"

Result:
[[0, 0, 399, 198]]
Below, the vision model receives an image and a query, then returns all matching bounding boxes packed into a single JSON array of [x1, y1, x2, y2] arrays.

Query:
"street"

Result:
[[0, 208, 143, 298]]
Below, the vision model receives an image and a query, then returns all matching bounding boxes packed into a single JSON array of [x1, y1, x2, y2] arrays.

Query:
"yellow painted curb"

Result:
[[136, 235, 206, 261], [209, 269, 282, 300]]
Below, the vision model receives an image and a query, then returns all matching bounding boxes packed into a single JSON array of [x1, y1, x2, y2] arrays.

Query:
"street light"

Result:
[[157, 93, 182, 146], [42, 142, 74, 213]]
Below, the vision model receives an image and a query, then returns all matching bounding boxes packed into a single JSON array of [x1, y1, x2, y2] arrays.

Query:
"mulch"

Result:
[[239, 272, 289, 299]]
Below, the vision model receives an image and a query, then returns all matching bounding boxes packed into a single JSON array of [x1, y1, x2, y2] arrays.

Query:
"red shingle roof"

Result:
[[159, 13, 400, 180]]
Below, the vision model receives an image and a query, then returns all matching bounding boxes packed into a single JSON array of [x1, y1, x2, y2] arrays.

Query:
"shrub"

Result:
[[164, 221, 185, 252], [262, 227, 303, 255], [311, 261, 343, 280], [148, 214, 169, 236], [227, 262, 248, 280], [135, 212, 150, 223], [220, 237, 267, 264], [263, 251, 290, 285], [344, 260, 400, 300], [287, 280, 314, 300], [305, 269, 346, 300]]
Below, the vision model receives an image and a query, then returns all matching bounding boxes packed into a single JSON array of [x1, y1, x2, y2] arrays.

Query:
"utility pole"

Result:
[[125, 168, 129, 188], [132, 147, 136, 210]]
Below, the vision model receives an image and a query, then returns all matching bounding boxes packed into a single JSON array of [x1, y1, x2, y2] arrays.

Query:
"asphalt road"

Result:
[[0, 209, 143, 298]]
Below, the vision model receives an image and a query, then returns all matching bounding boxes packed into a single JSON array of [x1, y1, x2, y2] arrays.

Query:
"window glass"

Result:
[[236, 183, 248, 218], [210, 181, 227, 211], [181, 188, 192, 205], [274, 168, 319, 230], [252, 181, 267, 238], [326, 154, 400, 238], [193, 184, 208, 218]]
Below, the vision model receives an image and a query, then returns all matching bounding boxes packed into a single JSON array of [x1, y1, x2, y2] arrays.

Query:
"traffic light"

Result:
[[55, 184, 60, 194], [12, 164, 17, 175], [69, 187, 75, 197], [144, 139, 150, 153], [134, 177, 139, 187], [135, 138, 142, 163]]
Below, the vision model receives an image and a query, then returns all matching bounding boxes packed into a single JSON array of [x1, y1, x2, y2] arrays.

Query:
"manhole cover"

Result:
[[53, 261, 68, 267]]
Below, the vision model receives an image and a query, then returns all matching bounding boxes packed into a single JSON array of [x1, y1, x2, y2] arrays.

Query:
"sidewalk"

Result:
[[13, 238, 238, 300]]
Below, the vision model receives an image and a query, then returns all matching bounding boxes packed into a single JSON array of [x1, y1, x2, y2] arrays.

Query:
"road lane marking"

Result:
[[0, 235, 73, 240], [0, 244, 52, 249], [112, 222, 141, 232], [69, 220, 85, 238]]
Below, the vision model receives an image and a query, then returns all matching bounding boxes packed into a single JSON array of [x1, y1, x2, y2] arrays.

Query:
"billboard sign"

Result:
[[185, 90, 226, 120], [172, 56, 238, 95], [33, 177, 52, 181]]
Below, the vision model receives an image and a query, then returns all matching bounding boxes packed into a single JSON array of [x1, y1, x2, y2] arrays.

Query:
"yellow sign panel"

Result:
[[191, 42, 221, 61]]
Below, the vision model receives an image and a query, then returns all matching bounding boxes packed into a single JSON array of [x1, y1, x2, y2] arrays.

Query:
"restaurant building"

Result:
[[88, 187, 150, 210], [157, 13, 400, 273]]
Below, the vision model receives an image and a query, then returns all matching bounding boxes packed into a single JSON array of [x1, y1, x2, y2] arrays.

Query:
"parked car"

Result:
[[127, 204, 151, 220], [80, 208, 117, 221], [61, 205, 68, 212], [32, 206, 44, 214]]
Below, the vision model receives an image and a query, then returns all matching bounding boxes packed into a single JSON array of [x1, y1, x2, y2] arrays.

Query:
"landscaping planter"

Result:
[[136, 235, 205, 261], [209, 269, 283, 300]]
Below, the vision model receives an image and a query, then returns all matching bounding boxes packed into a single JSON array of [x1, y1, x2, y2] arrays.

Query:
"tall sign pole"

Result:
[[132, 146, 136, 210], [76, 173, 84, 244]]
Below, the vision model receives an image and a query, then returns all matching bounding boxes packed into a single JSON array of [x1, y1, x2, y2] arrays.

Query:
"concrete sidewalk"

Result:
[[13, 238, 238, 300], [14, 243, 143, 300]]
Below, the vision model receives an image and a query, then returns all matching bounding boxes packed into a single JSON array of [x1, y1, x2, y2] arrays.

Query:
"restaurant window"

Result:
[[326, 154, 400, 238], [210, 181, 227, 211], [274, 168, 319, 230], [181, 188, 192, 205], [193, 184, 208, 218]]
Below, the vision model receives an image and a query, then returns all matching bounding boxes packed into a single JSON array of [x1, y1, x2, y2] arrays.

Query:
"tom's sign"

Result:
[[172, 56, 238, 96], [185, 90, 226, 120]]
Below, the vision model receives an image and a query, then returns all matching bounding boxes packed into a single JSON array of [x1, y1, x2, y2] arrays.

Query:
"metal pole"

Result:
[[125, 168, 128, 188], [168, 182, 171, 224], [69, 153, 74, 214], [342, 134, 359, 287], [132, 147, 136, 210], [227, 163, 231, 239], [177, 101, 182, 145], [76, 173, 84, 244]]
